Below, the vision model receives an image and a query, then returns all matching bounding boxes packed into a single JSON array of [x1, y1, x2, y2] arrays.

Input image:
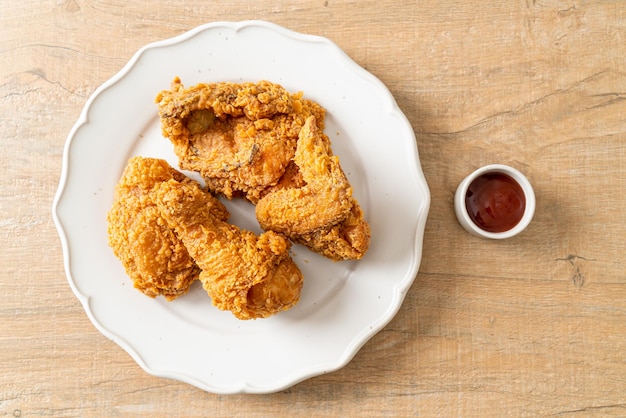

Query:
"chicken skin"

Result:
[[154, 178, 303, 320], [256, 116, 370, 260], [155, 77, 325, 202], [107, 157, 229, 301]]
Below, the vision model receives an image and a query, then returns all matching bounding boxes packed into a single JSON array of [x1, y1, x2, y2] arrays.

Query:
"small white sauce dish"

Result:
[[454, 164, 536, 239]]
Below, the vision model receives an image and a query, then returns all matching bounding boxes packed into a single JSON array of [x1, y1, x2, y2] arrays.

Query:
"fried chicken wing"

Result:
[[255, 116, 353, 234], [107, 157, 229, 300], [154, 178, 303, 320], [155, 77, 325, 202], [255, 116, 370, 260]]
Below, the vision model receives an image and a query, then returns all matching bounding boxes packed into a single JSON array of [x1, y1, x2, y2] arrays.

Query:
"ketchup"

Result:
[[465, 172, 526, 233]]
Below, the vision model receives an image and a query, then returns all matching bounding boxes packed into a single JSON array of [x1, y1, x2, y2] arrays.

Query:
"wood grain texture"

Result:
[[1, 0, 625, 416]]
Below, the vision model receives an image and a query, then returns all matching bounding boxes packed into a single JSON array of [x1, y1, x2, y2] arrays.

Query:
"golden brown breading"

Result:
[[255, 116, 353, 234], [155, 77, 325, 202], [256, 116, 370, 260], [294, 199, 371, 261], [107, 157, 229, 301], [154, 177, 303, 320]]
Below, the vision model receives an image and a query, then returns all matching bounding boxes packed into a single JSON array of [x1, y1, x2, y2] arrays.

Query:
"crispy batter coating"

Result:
[[256, 117, 370, 260], [255, 116, 353, 234], [295, 200, 371, 261], [154, 178, 303, 320], [155, 77, 325, 202], [107, 157, 229, 300]]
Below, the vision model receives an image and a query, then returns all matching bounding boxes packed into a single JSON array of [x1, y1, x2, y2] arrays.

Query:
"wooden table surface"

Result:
[[2, 1, 625, 416]]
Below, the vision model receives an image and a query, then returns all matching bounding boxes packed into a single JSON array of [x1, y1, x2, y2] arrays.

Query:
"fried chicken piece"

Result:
[[107, 157, 229, 301], [255, 116, 352, 233], [154, 178, 303, 320], [155, 77, 325, 202], [255, 116, 371, 261]]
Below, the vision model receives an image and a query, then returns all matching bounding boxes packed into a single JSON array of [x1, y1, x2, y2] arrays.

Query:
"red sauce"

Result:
[[465, 172, 526, 233]]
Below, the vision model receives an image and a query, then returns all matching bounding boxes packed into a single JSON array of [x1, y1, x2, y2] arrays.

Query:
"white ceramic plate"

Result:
[[53, 21, 430, 394]]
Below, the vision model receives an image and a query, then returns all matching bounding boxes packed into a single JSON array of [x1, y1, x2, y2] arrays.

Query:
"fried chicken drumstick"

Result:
[[107, 157, 229, 301], [154, 178, 303, 320]]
